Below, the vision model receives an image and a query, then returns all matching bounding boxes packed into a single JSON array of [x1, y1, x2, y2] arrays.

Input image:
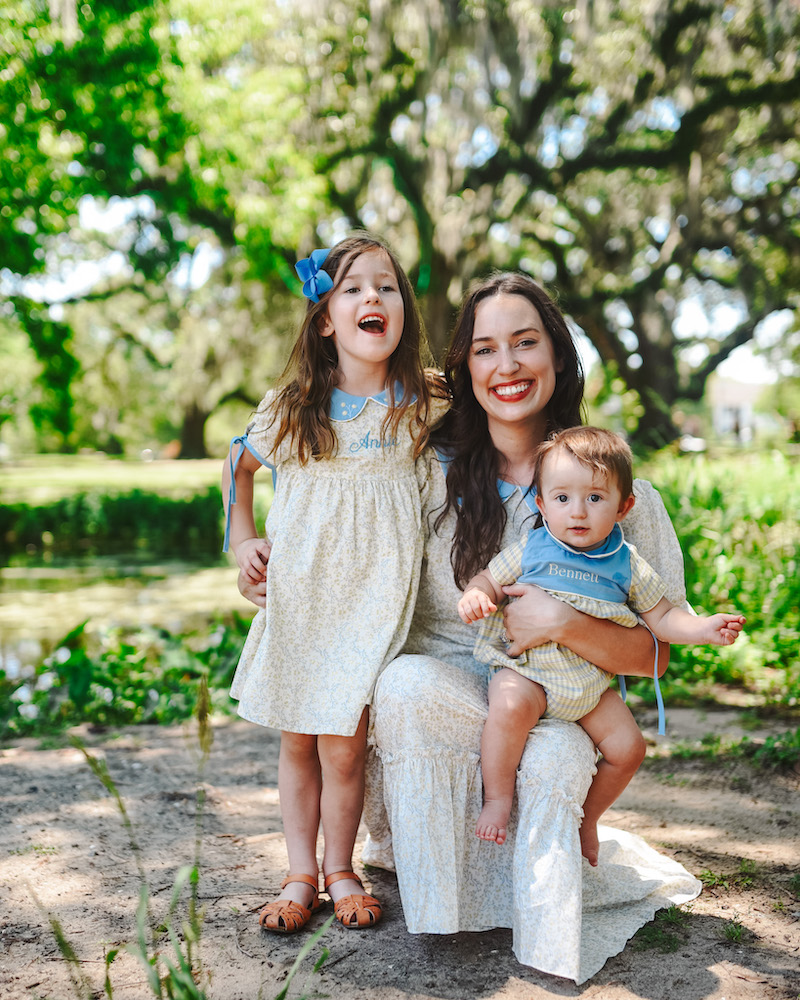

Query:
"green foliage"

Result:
[[700, 859, 758, 892], [11, 297, 81, 451], [0, 617, 249, 742], [721, 917, 747, 943], [633, 905, 690, 952], [666, 727, 800, 772], [743, 728, 800, 770], [632, 449, 800, 707], [0, 487, 224, 561], [4, 0, 800, 451]]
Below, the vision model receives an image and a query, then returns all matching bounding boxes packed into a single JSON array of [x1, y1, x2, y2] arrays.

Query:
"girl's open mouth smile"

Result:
[[358, 314, 387, 334]]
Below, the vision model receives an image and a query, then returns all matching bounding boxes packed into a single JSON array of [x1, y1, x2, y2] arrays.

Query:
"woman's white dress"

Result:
[[230, 387, 425, 737], [363, 453, 701, 983]]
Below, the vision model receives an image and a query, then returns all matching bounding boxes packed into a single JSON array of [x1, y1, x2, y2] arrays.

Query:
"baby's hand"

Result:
[[458, 588, 497, 624], [234, 536, 271, 584], [710, 613, 746, 646]]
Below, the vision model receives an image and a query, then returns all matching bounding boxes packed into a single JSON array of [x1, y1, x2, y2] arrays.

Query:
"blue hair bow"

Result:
[[295, 248, 333, 302]]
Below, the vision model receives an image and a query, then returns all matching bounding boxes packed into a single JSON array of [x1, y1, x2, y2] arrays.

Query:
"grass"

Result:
[[0, 454, 223, 504], [699, 859, 758, 892], [633, 905, 690, 952], [663, 728, 800, 772], [721, 916, 747, 943]]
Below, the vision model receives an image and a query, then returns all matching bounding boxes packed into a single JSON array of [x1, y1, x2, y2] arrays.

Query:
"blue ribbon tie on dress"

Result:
[[223, 432, 272, 552]]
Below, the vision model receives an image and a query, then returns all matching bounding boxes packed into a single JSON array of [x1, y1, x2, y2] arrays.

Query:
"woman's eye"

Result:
[[472, 346, 493, 356], [517, 338, 537, 348]]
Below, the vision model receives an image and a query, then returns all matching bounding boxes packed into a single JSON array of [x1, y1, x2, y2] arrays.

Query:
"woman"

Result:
[[240, 273, 700, 982]]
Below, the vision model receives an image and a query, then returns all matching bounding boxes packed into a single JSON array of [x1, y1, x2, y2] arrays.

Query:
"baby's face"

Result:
[[535, 449, 630, 550]]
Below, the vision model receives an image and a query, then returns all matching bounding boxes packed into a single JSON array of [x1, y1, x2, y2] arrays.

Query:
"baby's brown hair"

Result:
[[534, 426, 634, 500]]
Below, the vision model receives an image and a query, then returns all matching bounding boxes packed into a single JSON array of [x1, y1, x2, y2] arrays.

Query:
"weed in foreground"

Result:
[[35, 683, 333, 999], [700, 858, 758, 892], [721, 916, 746, 943], [633, 905, 690, 953]]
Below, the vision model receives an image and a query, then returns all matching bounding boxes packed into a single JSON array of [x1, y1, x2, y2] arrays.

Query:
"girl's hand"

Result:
[[458, 588, 497, 624], [501, 583, 569, 657], [234, 536, 271, 584], [238, 566, 267, 608]]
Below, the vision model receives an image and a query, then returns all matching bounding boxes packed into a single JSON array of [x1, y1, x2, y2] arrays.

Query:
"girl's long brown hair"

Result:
[[431, 273, 586, 587], [261, 233, 436, 463]]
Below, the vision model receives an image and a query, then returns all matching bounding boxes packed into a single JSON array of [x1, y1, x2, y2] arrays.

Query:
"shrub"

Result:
[[0, 488, 225, 563], [632, 450, 800, 707], [1, 616, 250, 742]]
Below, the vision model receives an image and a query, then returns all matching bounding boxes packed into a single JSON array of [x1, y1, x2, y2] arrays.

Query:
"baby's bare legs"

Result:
[[277, 731, 322, 906], [478, 668, 547, 845], [578, 689, 646, 866], [319, 707, 370, 903]]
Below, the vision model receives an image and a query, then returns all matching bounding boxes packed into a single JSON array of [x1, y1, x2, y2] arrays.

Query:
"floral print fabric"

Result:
[[230, 391, 424, 736], [364, 454, 701, 982]]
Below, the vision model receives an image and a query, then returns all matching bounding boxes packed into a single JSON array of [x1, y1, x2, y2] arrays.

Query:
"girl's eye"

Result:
[[344, 286, 360, 294], [380, 284, 397, 293]]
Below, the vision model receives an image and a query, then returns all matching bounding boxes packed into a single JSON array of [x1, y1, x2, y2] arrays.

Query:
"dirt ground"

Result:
[[1, 707, 798, 1000]]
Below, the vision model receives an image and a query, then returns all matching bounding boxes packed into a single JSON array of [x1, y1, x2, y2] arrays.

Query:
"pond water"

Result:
[[0, 560, 256, 676]]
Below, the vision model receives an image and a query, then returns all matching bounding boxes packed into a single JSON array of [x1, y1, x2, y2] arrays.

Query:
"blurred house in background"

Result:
[[706, 375, 782, 444]]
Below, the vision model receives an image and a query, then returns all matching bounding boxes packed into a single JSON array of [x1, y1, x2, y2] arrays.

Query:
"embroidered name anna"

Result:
[[349, 431, 399, 453]]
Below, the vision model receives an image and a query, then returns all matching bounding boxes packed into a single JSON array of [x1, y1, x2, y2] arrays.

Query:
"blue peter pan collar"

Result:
[[497, 478, 538, 515], [541, 518, 626, 558], [330, 383, 408, 421]]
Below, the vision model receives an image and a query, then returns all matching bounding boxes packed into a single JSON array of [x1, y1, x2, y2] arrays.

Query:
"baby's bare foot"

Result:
[[476, 800, 510, 845], [579, 821, 599, 866]]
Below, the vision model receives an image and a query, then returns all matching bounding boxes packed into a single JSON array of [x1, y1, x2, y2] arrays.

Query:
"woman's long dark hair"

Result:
[[264, 233, 435, 463], [432, 273, 586, 587]]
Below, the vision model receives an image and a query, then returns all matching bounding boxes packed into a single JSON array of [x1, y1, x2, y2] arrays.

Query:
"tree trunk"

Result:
[[178, 403, 209, 459]]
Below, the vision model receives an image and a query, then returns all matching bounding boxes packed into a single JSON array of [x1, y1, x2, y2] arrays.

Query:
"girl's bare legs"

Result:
[[277, 730, 322, 905], [578, 689, 646, 866], [319, 707, 370, 902], [478, 668, 547, 845]]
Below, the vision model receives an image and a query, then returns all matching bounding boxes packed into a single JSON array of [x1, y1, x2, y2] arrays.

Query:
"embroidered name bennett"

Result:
[[547, 562, 599, 584]]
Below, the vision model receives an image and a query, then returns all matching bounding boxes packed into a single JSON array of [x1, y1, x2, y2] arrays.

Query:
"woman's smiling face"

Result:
[[467, 293, 562, 437]]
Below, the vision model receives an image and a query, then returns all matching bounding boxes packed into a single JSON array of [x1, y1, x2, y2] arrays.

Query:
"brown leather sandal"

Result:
[[324, 870, 382, 929], [259, 873, 323, 934]]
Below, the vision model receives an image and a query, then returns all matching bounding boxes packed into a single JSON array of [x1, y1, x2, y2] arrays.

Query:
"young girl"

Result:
[[458, 426, 745, 862], [223, 234, 440, 933]]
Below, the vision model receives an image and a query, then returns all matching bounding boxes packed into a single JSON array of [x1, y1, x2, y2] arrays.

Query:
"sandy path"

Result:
[[1, 710, 798, 1000]]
